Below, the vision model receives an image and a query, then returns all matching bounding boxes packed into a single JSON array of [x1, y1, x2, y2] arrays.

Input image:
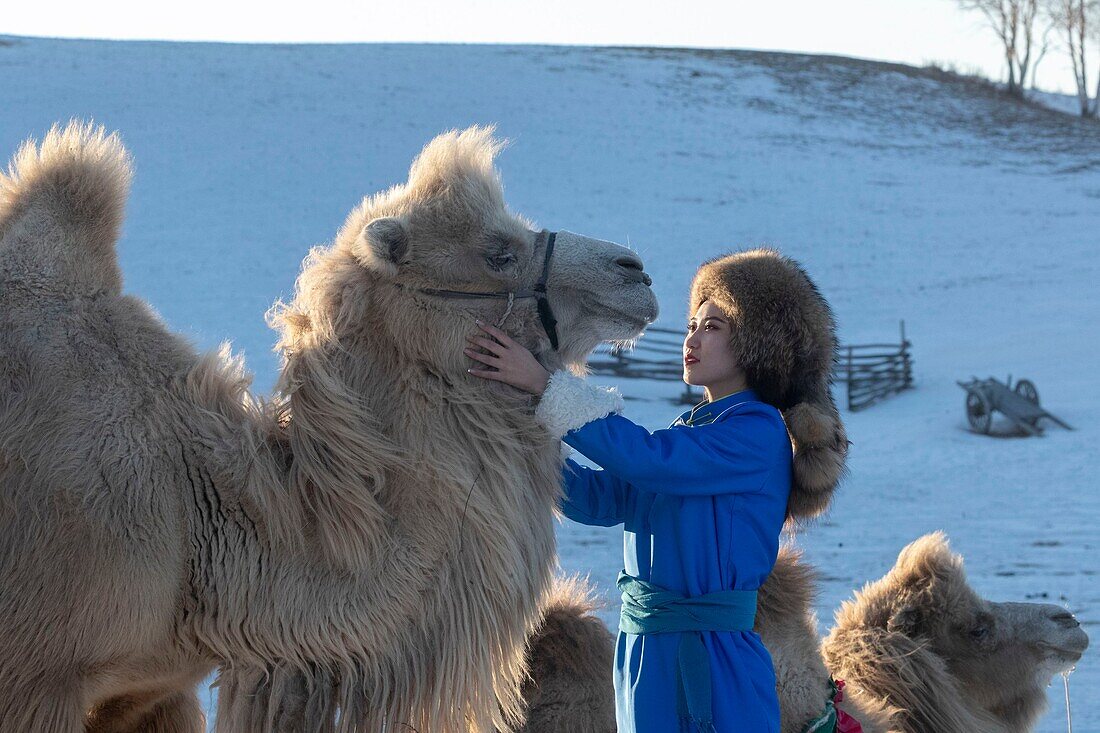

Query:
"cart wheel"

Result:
[[1015, 379, 1039, 405], [966, 389, 993, 434]]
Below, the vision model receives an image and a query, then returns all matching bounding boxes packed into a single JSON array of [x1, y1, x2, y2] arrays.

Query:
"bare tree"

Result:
[[1094, 1, 1100, 111], [1029, 19, 1057, 89], [1045, 0, 1099, 115], [958, 0, 1045, 97]]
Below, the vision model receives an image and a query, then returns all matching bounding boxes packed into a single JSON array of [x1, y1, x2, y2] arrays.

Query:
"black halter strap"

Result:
[[533, 231, 559, 349], [402, 230, 561, 350]]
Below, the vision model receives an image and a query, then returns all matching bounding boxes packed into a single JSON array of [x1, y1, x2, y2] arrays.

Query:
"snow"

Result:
[[2, 35, 1097, 731], [1031, 88, 1096, 119]]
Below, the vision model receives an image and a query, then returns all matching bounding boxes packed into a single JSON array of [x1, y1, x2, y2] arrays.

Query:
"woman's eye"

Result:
[[704, 324, 715, 331]]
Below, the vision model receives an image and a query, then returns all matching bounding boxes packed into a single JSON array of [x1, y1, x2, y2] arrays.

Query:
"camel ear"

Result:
[[354, 216, 409, 277], [887, 603, 922, 635]]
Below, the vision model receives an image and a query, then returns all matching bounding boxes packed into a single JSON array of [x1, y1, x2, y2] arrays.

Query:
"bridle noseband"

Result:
[[401, 230, 560, 350]]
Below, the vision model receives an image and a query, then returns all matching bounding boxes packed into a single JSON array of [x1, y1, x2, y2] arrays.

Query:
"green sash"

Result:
[[617, 571, 758, 732]]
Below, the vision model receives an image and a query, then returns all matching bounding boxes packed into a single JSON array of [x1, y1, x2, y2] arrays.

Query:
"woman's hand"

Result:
[[465, 320, 552, 395]]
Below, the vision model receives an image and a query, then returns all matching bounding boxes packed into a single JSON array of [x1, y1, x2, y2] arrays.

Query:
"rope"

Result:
[[1063, 671, 1073, 733], [495, 292, 516, 329]]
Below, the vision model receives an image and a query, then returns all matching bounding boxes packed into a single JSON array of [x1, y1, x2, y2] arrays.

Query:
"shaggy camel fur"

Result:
[[822, 532, 1089, 732], [0, 122, 657, 732]]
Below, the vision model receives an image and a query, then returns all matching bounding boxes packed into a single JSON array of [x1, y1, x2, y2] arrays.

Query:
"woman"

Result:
[[466, 249, 847, 733]]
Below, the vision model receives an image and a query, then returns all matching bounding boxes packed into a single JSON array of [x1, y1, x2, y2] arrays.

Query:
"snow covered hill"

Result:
[[2, 35, 1097, 730]]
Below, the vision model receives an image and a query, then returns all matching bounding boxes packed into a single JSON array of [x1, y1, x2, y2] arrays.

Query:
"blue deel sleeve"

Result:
[[559, 457, 629, 527], [562, 411, 784, 496]]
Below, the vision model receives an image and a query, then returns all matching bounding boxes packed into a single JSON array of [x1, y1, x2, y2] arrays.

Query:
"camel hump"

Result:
[[529, 574, 614, 674], [538, 575, 604, 620], [523, 575, 617, 731], [758, 545, 818, 622], [0, 121, 133, 295]]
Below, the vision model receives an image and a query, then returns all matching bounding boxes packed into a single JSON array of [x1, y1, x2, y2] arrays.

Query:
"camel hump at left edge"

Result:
[[0, 120, 133, 297]]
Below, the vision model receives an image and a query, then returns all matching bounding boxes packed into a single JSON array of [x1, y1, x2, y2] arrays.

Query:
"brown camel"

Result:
[[0, 122, 657, 732], [821, 532, 1088, 732]]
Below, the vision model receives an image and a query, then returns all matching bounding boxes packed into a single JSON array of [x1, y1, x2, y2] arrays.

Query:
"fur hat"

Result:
[[689, 248, 847, 523]]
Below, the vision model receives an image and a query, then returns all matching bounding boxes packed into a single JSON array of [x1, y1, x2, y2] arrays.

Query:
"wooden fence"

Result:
[[835, 321, 914, 412], [588, 327, 700, 404], [588, 322, 913, 411]]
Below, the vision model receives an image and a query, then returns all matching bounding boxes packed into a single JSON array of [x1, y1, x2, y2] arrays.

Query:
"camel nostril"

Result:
[[1051, 611, 1080, 628], [612, 256, 651, 286], [614, 255, 644, 272]]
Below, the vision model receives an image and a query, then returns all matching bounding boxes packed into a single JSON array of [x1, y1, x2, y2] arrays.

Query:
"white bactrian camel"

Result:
[[532, 533, 1089, 733], [0, 122, 658, 732]]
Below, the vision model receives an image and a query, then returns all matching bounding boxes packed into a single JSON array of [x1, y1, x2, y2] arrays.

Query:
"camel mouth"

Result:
[[1038, 639, 1089, 666], [604, 307, 658, 338], [595, 288, 659, 329]]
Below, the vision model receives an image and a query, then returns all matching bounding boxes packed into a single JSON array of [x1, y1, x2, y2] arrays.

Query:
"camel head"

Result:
[[328, 126, 658, 373], [823, 532, 1089, 732], [266, 126, 658, 593]]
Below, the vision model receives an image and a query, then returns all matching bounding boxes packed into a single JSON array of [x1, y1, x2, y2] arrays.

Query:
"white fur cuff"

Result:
[[535, 370, 624, 440]]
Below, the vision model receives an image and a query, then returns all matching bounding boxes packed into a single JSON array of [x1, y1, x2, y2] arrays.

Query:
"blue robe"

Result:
[[559, 388, 791, 733]]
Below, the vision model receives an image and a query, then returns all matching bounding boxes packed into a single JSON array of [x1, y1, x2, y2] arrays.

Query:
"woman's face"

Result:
[[683, 300, 747, 399]]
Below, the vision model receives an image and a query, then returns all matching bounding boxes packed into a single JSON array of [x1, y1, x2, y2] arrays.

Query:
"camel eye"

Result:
[[485, 248, 517, 272], [969, 617, 993, 642]]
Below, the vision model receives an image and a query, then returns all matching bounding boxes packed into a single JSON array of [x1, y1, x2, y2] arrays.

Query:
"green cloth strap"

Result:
[[616, 571, 758, 732], [801, 679, 841, 733]]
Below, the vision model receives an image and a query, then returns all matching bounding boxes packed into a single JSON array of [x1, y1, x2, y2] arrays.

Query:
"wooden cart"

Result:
[[956, 376, 1072, 436]]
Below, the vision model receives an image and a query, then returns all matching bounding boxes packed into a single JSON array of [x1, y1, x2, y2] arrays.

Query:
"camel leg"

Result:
[[85, 689, 205, 733]]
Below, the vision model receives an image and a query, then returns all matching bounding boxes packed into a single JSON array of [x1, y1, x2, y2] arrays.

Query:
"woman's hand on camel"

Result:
[[465, 320, 552, 395]]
